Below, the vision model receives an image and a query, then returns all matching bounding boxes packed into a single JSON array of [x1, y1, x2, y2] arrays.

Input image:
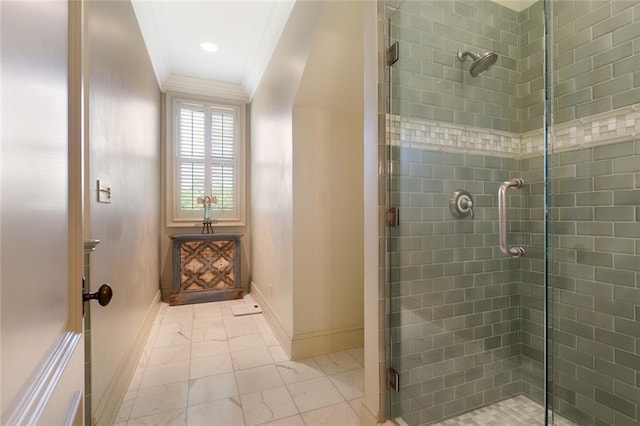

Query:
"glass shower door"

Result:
[[548, 0, 640, 424], [387, 0, 547, 424]]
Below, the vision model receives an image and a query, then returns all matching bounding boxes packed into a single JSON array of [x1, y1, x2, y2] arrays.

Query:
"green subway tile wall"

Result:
[[389, 0, 545, 133], [517, 154, 545, 407], [391, 0, 640, 134], [389, 146, 640, 425], [389, 147, 525, 423], [549, 1, 640, 423], [388, 0, 640, 424], [555, 0, 640, 122], [546, 140, 640, 425]]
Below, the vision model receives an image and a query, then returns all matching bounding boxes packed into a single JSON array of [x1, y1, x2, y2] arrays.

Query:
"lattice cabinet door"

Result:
[[169, 234, 243, 305]]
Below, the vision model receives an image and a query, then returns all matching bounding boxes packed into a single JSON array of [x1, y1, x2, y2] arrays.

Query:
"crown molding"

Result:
[[131, 0, 171, 86], [243, 1, 295, 101], [162, 74, 248, 103], [133, 0, 293, 101]]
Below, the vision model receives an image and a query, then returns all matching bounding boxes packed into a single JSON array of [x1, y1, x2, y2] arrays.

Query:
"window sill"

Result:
[[166, 219, 246, 228]]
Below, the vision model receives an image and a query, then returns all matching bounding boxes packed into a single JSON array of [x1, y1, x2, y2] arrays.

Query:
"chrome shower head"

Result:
[[457, 50, 498, 77]]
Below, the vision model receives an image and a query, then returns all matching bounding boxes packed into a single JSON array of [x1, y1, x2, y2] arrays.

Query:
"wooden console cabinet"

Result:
[[169, 233, 243, 306]]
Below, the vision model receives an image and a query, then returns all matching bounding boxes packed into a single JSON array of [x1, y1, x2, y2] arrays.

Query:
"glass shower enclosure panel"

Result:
[[387, 1, 547, 424], [548, 0, 640, 424]]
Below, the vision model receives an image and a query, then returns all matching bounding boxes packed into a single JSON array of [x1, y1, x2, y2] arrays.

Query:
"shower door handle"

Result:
[[498, 178, 525, 257]]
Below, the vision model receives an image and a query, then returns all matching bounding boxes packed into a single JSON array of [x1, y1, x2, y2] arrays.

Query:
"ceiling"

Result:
[[132, 0, 294, 101], [132, 0, 537, 102]]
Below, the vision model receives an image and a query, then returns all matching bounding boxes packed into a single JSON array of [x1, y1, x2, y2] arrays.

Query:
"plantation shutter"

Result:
[[175, 102, 238, 219], [178, 106, 205, 210], [210, 109, 235, 211]]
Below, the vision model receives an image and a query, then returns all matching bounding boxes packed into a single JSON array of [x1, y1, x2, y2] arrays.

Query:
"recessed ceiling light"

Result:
[[200, 42, 218, 53]]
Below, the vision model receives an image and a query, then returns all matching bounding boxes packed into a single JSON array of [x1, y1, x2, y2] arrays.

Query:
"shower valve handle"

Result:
[[449, 190, 474, 219]]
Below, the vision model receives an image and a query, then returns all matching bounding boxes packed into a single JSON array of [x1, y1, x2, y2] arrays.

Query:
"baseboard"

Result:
[[93, 290, 161, 426], [249, 283, 293, 357], [291, 326, 364, 360], [250, 283, 364, 360], [359, 397, 381, 426]]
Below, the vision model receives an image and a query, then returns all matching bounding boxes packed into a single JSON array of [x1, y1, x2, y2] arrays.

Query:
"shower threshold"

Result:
[[395, 395, 577, 426]]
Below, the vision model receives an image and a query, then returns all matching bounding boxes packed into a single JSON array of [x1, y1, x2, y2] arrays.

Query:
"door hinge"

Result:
[[387, 207, 399, 227], [387, 41, 399, 66], [388, 368, 400, 392]]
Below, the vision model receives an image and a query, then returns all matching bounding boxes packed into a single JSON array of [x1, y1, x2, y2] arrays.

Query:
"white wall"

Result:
[[291, 108, 364, 354], [86, 1, 161, 424], [250, 1, 323, 352], [251, 0, 364, 359], [291, 0, 364, 348]]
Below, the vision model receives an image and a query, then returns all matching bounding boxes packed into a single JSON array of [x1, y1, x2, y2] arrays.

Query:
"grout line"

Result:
[[119, 301, 365, 425]]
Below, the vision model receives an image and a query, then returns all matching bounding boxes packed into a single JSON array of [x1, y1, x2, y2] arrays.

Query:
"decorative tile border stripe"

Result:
[[389, 104, 640, 158], [549, 104, 640, 152], [520, 128, 544, 155], [386, 114, 521, 157]]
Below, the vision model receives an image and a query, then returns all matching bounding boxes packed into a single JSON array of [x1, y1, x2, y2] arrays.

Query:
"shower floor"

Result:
[[433, 395, 576, 425], [398, 395, 577, 426]]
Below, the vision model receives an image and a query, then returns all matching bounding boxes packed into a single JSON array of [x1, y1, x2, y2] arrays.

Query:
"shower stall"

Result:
[[385, 0, 640, 424]]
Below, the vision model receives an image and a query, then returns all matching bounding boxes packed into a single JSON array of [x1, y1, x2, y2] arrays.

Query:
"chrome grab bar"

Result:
[[498, 178, 525, 257]]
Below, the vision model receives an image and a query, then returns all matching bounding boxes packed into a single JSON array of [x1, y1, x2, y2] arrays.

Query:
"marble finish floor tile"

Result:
[[301, 402, 359, 426], [140, 360, 190, 389], [127, 408, 187, 426], [153, 331, 191, 349], [114, 390, 136, 423], [129, 381, 188, 419], [147, 344, 191, 367], [235, 364, 285, 395], [116, 299, 364, 426], [286, 377, 344, 413], [189, 353, 234, 380], [240, 385, 298, 426], [313, 351, 362, 375], [275, 358, 325, 384], [191, 324, 226, 343], [191, 339, 229, 359], [186, 397, 245, 426], [261, 414, 305, 426], [231, 347, 274, 371], [229, 333, 268, 353], [328, 368, 364, 401], [268, 346, 289, 363], [188, 372, 238, 406]]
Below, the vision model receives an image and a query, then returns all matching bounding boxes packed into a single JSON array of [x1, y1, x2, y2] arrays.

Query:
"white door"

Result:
[[1, 1, 85, 424]]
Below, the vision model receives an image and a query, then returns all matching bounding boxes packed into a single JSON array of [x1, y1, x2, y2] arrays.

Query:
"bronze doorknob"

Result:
[[83, 283, 113, 306]]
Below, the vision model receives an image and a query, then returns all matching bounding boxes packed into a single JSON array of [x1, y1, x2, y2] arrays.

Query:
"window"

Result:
[[166, 94, 246, 226]]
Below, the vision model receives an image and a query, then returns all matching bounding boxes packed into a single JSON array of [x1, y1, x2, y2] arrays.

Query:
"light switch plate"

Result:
[[97, 179, 112, 203]]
